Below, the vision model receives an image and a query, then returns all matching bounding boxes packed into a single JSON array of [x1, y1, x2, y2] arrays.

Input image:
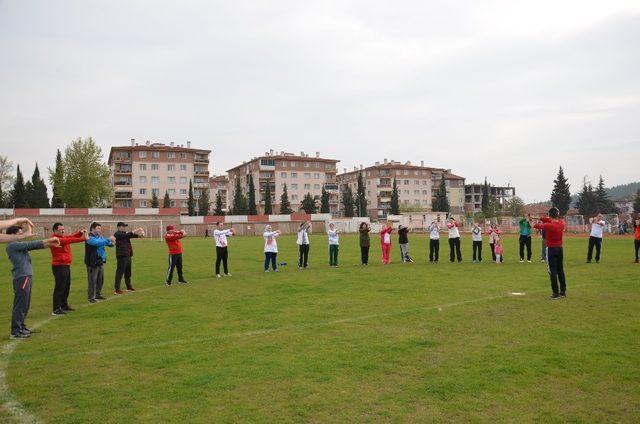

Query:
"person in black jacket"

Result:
[[113, 222, 144, 294], [398, 225, 413, 262]]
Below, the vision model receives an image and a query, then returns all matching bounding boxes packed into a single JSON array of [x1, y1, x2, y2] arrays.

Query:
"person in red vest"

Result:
[[49, 223, 88, 315], [164, 225, 188, 286], [534, 207, 567, 300]]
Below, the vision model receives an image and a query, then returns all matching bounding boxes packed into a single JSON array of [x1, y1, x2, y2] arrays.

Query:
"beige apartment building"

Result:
[[337, 159, 465, 219], [108, 139, 211, 212], [209, 175, 229, 213], [227, 150, 340, 215]]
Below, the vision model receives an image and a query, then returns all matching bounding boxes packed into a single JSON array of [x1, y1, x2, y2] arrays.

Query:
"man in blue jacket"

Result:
[[84, 222, 115, 303]]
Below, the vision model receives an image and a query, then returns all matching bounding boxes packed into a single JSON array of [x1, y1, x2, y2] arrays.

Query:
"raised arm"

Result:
[[0, 218, 34, 232]]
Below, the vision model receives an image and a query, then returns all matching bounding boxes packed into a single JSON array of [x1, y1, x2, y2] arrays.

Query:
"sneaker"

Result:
[[560, 292, 567, 298], [88, 298, 97, 303], [216, 274, 222, 278], [165, 281, 172, 286], [114, 290, 125, 295], [473, 260, 477, 263], [96, 295, 106, 300], [527, 260, 532, 263], [265, 269, 270, 273], [62, 306, 75, 311], [20, 327, 33, 335], [51, 309, 65, 316], [126, 287, 136, 292], [549, 294, 561, 300], [274, 269, 279, 272], [519, 259, 524, 263], [10, 332, 29, 339], [224, 273, 232, 277], [586, 260, 591, 263]]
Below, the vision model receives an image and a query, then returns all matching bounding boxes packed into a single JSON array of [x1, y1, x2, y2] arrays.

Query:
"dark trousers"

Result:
[[115, 256, 133, 290], [166, 253, 184, 283], [216, 246, 229, 275], [547, 247, 566, 294], [429, 239, 440, 262], [87, 265, 104, 300], [635, 240, 640, 261], [298, 244, 309, 268], [360, 246, 369, 264], [489, 243, 504, 262], [12, 276, 32, 334], [329, 244, 339, 266], [472, 241, 482, 261], [587, 236, 602, 262], [449, 237, 462, 262], [519, 235, 532, 260], [264, 252, 277, 270], [52, 265, 71, 311]]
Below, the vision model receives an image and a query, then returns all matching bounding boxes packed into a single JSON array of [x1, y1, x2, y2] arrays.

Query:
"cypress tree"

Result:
[[231, 177, 247, 215], [595, 175, 617, 214], [279, 183, 292, 214], [342, 185, 355, 217], [163, 191, 171, 208], [633, 189, 640, 214], [151, 191, 159, 208], [481, 177, 490, 215], [320, 186, 330, 213], [214, 192, 224, 216], [12, 165, 27, 208], [263, 180, 273, 215], [247, 174, 257, 215], [433, 175, 450, 213], [30, 163, 49, 207], [50, 149, 65, 208], [576, 183, 597, 216], [356, 173, 367, 217], [389, 178, 400, 215], [550, 166, 571, 216], [301, 192, 317, 214], [198, 187, 210, 216], [187, 179, 195, 216]]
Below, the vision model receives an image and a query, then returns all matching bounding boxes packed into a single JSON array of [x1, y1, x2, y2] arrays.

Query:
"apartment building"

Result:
[[209, 175, 229, 213], [227, 150, 340, 215], [464, 183, 516, 213], [108, 139, 211, 212], [337, 159, 466, 219]]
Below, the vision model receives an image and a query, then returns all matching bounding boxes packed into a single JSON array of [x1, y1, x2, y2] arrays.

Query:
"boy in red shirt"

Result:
[[534, 207, 567, 300], [634, 217, 640, 263], [49, 223, 88, 315], [164, 225, 188, 285]]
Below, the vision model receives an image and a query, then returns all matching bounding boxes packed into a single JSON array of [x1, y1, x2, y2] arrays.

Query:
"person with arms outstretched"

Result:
[[534, 208, 567, 300]]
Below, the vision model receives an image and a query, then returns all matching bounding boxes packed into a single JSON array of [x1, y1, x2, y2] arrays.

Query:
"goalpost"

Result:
[[97, 220, 165, 241]]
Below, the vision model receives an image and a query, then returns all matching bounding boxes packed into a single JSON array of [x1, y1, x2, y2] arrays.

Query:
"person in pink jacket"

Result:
[[380, 223, 393, 264], [487, 224, 503, 262]]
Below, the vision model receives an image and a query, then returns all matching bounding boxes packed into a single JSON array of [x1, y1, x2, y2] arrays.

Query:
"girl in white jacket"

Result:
[[263, 225, 282, 272]]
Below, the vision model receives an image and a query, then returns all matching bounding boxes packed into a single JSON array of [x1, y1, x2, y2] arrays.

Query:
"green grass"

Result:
[[0, 234, 638, 423]]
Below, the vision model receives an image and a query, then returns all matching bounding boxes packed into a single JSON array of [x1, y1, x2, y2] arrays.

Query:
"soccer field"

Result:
[[0, 234, 638, 423]]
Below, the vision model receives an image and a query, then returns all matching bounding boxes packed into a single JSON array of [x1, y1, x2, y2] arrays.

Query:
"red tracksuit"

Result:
[[380, 227, 393, 264]]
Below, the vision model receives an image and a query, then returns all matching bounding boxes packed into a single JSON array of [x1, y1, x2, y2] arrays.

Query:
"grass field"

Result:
[[0, 233, 638, 423]]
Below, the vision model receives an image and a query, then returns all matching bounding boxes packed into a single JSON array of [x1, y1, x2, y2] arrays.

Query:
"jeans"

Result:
[[547, 247, 566, 294], [264, 252, 277, 270], [329, 244, 339, 266], [519, 235, 532, 260], [429, 239, 439, 262], [449, 237, 462, 262], [298, 244, 309, 268], [472, 240, 482, 261], [587, 236, 602, 262]]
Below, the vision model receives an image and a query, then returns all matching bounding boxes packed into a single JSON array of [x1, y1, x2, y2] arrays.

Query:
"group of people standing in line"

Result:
[[3, 211, 639, 340]]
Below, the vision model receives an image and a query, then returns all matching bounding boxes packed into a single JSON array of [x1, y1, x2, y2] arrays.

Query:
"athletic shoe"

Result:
[[224, 273, 231, 277], [88, 298, 97, 303], [527, 260, 532, 263], [21, 327, 33, 335], [216, 274, 222, 278], [519, 259, 524, 263], [126, 288, 136, 292], [586, 260, 591, 263], [62, 306, 75, 311], [473, 260, 477, 263], [51, 309, 65, 316], [274, 269, 279, 272], [298, 266, 303, 270], [549, 294, 561, 300], [265, 269, 270, 273], [96, 295, 106, 300], [114, 290, 125, 295], [165, 281, 172, 286], [10, 332, 29, 339], [560, 292, 567, 298]]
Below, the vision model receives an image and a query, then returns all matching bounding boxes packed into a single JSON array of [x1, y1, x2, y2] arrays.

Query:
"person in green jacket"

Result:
[[359, 222, 370, 265], [519, 214, 533, 262]]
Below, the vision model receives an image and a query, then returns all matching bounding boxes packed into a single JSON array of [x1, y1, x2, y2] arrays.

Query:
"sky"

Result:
[[1, 0, 638, 203]]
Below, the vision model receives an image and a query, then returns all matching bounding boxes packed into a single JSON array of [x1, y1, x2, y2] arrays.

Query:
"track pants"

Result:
[[11, 276, 32, 335], [360, 246, 369, 264], [264, 252, 277, 271], [519, 235, 532, 260], [429, 239, 439, 262], [166, 253, 184, 283], [472, 241, 482, 262], [587, 236, 602, 262], [52, 265, 71, 311], [449, 237, 462, 262], [216, 246, 229, 275], [329, 244, 339, 266], [547, 247, 566, 295], [87, 265, 104, 301], [298, 244, 309, 268], [635, 239, 640, 262], [381, 243, 391, 264], [115, 256, 133, 290], [399, 243, 410, 262]]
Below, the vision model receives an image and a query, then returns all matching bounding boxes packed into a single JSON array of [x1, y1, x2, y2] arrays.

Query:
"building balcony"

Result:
[[114, 192, 132, 199], [323, 183, 339, 191], [193, 182, 209, 188], [194, 170, 209, 176], [114, 180, 132, 187], [194, 156, 209, 164], [113, 157, 131, 164], [114, 167, 132, 174]]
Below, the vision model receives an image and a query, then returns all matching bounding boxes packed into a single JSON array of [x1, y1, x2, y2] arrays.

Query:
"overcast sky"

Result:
[[1, 0, 638, 202]]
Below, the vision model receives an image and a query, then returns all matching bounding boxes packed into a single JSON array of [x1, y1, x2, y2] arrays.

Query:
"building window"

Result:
[[167, 152, 175, 159], [290, 161, 297, 167], [291, 172, 297, 178], [180, 177, 187, 184], [170, 200, 176, 207], [280, 172, 287, 178], [304, 184, 311, 190], [414, 180, 419, 185], [291, 184, 298, 190], [151, 164, 159, 171], [414, 190, 420, 195], [315, 162, 320, 168], [180, 189, 187, 195], [139, 176, 147, 183], [404, 180, 410, 185], [151, 177, 159, 184], [291, 194, 298, 201], [168, 164, 175, 171], [314, 173, 320, 179], [281, 161, 287, 167], [304, 162, 310, 168], [422, 190, 428, 195], [139, 188, 146, 195], [168, 189, 176, 195], [138, 151, 147, 158], [151, 151, 159, 159], [180, 200, 188, 207], [168, 176, 176, 184], [304, 173, 311, 178], [314, 184, 320, 190], [404, 200, 410, 204], [180, 153, 187, 159], [404, 190, 410, 194], [403, 170, 409, 175], [140, 200, 147, 207], [180, 164, 187, 171], [139, 164, 147, 171], [260, 159, 275, 166]]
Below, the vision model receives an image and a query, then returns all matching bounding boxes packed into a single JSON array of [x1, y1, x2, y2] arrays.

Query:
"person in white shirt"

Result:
[[471, 222, 483, 263], [213, 222, 235, 278], [297, 221, 311, 269], [446, 217, 462, 262], [428, 221, 440, 263], [327, 223, 340, 267], [263, 225, 282, 272], [587, 214, 605, 263]]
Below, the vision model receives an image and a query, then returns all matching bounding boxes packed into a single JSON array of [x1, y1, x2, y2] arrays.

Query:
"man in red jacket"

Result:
[[164, 225, 188, 286], [50, 222, 88, 315], [534, 207, 567, 300]]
